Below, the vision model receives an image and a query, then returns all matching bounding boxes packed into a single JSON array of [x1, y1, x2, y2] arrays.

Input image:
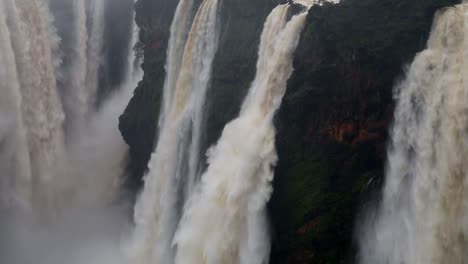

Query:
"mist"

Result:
[[0, 0, 139, 262]]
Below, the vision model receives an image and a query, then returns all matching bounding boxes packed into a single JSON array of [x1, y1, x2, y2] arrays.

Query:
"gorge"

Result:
[[0, 0, 466, 263]]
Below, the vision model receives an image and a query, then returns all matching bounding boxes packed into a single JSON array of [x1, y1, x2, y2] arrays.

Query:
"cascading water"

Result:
[[173, 5, 308, 264], [125, 0, 141, 81], [65, 0, 88, 132], [0, 0, 130, 212], [358, 4, 468, 264], [130, 1, 312, 263], [85, 0, 106, 111], [130, 0, 221, 262], [1, 0, 316, 262], [0, 0, 139, 262], [0, 0, 31, 211], [158, 0, 194, 128], [1, 0, 67, 211]]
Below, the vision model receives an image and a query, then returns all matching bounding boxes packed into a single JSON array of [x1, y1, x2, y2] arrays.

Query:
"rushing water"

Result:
[[358, 3, 468, 264], [130, 1, 310, 263], [0, 0, 31, 211], [0, 0, 313, 262], [0, 0, 137, 263], [0, 0, 67, 212], [66, 0, 88, 132], [173, 6, 308, 264], [130, 0, 221, 262], [0, 0, 136, 212]]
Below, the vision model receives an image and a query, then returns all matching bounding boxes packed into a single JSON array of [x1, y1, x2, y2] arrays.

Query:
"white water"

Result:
[[158, 0, 194, 127], [0, 0, 139, 262], [292, 0, 340, 7], [0, 0, 31, 211], [181, 0, 220, 198], [358, 4, 468, 264], [85, 0, 106, 112], [173, 5, 308, 264], [130, 2, 311, 263], [0, 0, 135, 213], [130, 0, 220, 262], [1, 0, 313, 262], [125, 0, 140, 81], [2, 0, 67, 212], [66, 0, 88, 132]]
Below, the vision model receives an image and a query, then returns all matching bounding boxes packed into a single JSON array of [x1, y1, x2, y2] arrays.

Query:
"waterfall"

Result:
[[125, 0, 140, 81], [130, 0, 221, 262], [172, 5, 308, 264], [358, 4, 468, 264], [0, 0, 31, 211], [131, 1, 311, 262], [1, 0, 67, 211], [64, 0, 143, 207], [180, 0, 220, 198], [1, 0, 314, 262], [85, 0, 106, 110], [0, 0, 139, 262], [158, 0, 194, 127], [66, 0, 88, 132], [0, 0, 135, 213]]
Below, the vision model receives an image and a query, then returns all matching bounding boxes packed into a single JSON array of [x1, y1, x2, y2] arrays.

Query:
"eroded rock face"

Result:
[[119, 0, 178, 186], [119, 0, 459, 263]]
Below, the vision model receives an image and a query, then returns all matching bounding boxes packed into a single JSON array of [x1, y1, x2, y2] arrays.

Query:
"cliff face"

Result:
[[271, 0, 458, 262], [119, 0, 458, 262], [119, 0, 178, 187]]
